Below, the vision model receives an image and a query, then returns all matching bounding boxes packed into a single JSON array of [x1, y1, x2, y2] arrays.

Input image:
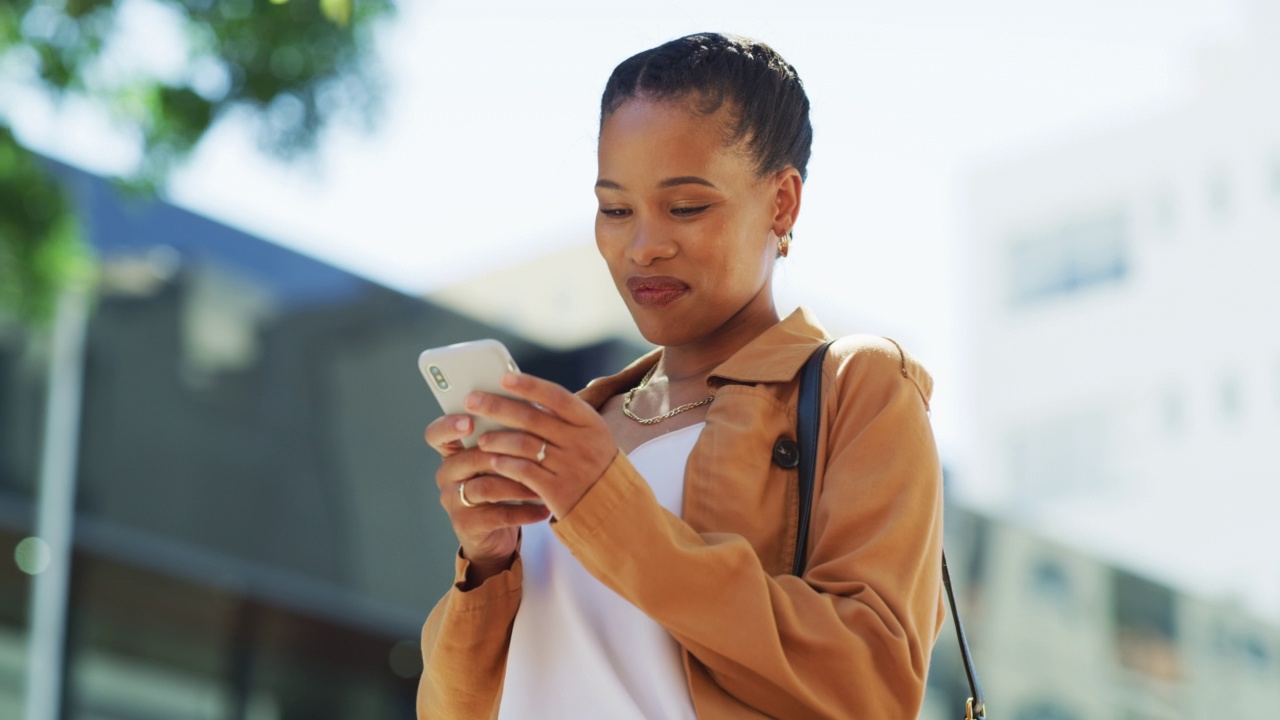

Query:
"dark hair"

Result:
[[600, 33, 813, 181]]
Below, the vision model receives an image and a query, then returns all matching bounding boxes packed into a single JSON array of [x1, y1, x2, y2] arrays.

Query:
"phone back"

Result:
[[418, 339, 520, 448]]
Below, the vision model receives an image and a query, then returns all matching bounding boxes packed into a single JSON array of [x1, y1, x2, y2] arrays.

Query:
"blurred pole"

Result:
[[23, 284, 90, 720]]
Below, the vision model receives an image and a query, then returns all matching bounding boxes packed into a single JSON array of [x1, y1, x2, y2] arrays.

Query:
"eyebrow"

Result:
[[595, 176, 720, 191]]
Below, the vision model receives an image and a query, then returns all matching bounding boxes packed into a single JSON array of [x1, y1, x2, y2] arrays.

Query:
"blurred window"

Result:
[[1007, 209, 1129, 305], [58, 550, 417, 719], [1029, 556, 1075, 614], [1212, 622, 1275, 673], [1111, 569, 1181, 681], [0, 627, 22, 718], [1014, 701, 1081, 720], [1230, 633, 1272, 673], [0, 527, 31, 718], [1239, 635, 1272, 671], [1008, 410, 1114, 498], [0, 327, 44, 499], [1207, 170, 1231, 222], [1161, 387, 1185, 437], [1152, 188, 1176, 236], [180, 263, 276, 384], [1218, 373, 1242, 425]]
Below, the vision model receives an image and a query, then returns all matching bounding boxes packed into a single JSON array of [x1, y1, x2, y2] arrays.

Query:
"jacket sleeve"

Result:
[[551, 347, 946, 719], [417, 550, 523, 720]]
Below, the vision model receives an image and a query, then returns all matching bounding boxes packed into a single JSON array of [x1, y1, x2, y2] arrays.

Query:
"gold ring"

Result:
[[536, 441, 547, 464], [458, 480, 479, 508]]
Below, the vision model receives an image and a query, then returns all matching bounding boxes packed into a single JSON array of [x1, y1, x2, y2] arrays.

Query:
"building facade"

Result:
[[961, 3, 1280, 622], [921, 503, 1280, 720], [0, 162, 642, 719]]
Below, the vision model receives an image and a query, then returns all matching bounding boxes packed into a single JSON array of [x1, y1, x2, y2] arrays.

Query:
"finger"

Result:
[[464, 391, 557, 439], [489, 454, 556, 497], [458, 502, 552, 530], [454, 475, 544, 506], [498, 373, 595, 426], [436, 448, 509, 490], [425, 414, 473, 455], [477, 430, 552, 463]]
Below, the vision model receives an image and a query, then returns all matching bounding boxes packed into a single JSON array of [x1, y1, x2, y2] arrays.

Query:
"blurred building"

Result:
[[920, 503, 1280, 720], [0, 161, 642, 719], [427, 243, 645, 350], [962, 0, 1280, 622]]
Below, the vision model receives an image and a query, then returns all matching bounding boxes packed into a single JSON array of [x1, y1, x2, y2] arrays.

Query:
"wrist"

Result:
[[460, 550, 516, 590]]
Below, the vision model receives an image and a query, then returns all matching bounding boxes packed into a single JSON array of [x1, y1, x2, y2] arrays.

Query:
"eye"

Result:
[[599, 207, 631, 218], [671, 205, 710, 217]]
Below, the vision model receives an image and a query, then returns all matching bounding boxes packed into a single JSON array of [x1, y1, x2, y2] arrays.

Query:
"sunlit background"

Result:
[[2, 0, 1279, 718]]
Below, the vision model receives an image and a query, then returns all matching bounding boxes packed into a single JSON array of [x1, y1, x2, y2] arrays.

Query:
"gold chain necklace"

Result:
[[622, 362, 714, 426]]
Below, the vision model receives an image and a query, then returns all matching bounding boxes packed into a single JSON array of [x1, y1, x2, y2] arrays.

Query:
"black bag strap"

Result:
[[944, 553, 987, 719], [791, 340, 833, 577], [793, 341, 987, 719]]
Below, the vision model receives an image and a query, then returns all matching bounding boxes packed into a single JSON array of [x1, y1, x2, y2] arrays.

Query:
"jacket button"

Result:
[[772, 438, 800, 469]]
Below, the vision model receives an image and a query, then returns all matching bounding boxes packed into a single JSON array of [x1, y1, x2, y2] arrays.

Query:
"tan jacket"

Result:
[[418, 308, 946, 719]]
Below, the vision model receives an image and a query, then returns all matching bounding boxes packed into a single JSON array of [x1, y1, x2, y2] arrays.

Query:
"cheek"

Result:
[[594, 221, 625, 278], [594, 212, 614, 249], [729, 227, 777, 291], [715, 216, 772, 273]]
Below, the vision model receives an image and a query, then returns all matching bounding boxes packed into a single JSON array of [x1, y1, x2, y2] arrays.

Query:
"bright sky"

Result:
[[10, 0, 1248, 509]]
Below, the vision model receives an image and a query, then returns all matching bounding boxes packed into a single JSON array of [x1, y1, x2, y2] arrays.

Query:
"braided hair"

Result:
[[601, 33, 813, 181]]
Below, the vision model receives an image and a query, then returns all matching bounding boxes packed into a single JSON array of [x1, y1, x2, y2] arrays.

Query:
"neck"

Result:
[[658, 296, 780, 385]]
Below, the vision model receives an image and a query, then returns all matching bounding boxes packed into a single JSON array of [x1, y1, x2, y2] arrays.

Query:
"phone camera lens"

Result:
[[429, 366, 449, 391]]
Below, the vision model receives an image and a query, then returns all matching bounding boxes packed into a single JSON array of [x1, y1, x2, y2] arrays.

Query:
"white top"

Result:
[[499, 423, 704, 720]]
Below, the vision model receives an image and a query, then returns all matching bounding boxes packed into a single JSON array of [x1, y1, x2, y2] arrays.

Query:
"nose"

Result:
[[626, 216, 677, 266]]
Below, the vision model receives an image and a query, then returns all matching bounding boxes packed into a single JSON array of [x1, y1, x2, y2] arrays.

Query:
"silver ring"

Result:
[[458, 480, 479, 508], [536, 441, 547, 464]]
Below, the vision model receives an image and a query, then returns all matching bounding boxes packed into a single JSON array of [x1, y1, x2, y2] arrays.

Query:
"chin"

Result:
[[627, 309, 709, 348], [626, 312, 671, 346]]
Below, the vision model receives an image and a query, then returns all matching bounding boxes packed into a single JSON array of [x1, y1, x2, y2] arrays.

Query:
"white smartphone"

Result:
[[418, 338, 521, 449]]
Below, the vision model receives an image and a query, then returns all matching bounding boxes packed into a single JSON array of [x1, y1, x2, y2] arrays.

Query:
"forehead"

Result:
[[597, 99, 752, 184]]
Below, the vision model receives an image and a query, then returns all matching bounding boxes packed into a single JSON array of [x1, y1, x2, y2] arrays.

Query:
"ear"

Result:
[[770, 167, 803, 237]]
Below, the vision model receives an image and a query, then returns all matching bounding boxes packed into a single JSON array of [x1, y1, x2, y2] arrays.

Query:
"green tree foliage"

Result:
[[0, 0, 394, 325], [0, 125, 87, 323]]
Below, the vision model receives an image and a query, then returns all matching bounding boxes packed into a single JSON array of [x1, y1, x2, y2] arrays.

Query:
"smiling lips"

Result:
[[626, 276, 690, 307]]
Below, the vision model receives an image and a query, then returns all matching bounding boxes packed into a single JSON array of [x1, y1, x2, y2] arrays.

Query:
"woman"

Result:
[[419, 33, 944, 719]]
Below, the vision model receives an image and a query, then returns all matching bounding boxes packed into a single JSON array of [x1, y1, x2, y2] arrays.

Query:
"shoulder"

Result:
[[823, 335, 933, 411]]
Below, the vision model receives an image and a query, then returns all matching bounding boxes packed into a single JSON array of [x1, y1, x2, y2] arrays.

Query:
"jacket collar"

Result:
[[576, 307, 832, 409]]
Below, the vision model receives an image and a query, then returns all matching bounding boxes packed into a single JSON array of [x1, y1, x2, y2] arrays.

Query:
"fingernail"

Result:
[[501, 373, 518, 388], [455, 417, 469, 432], [464, 393, 480, 409]]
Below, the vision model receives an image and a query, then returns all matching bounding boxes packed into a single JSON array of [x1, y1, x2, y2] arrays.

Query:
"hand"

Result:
[[467, 372, 619, 520], [425, 413, 551, 586]]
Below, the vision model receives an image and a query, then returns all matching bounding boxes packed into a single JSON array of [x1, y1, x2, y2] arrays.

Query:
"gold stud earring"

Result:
[[777, 232, 792, 258]]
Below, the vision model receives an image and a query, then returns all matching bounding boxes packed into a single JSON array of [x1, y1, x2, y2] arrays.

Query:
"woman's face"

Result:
[[595, 98, 801, 348]]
